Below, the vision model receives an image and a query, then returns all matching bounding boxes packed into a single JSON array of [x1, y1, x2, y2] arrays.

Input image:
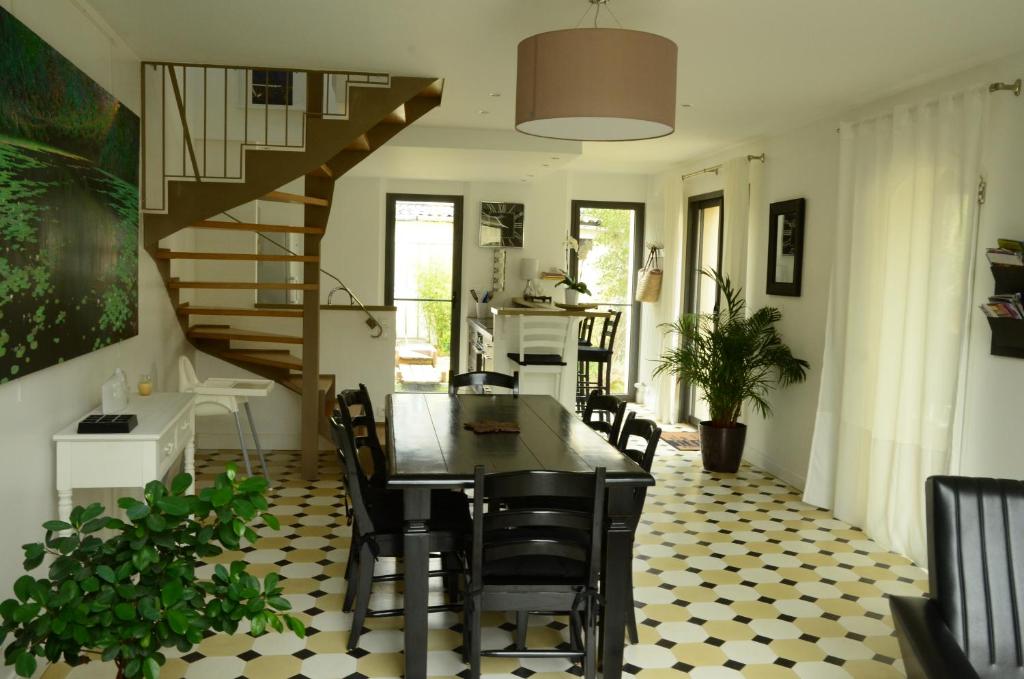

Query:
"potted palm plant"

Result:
[[653, 269, 809, 472]]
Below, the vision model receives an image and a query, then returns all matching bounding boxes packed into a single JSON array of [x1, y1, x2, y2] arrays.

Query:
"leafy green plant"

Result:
[[554, 270, 591, 295], [415, 260, 452, 355], [654, 269, 809, 427], [0, 465, 304, 679]]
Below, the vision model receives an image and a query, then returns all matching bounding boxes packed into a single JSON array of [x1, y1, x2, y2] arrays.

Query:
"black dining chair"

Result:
[[581, 389, 627, 445], [450, 370, 519, 395], [615, 411, 662, 644], [890, 476, 1024, 679], [329, 418, 470, 650], [464, 465, 606, 679], [337, 384, 387, 487]]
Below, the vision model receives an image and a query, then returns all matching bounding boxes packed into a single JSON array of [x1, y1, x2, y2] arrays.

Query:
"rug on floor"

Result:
[[662, 430, 701, 450]]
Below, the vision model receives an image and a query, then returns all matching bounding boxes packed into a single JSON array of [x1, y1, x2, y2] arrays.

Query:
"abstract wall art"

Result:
[[0, 7, 140, 383]]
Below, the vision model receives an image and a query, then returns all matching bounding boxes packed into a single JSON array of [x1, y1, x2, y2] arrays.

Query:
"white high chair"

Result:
[[178, 356, 272, 480]]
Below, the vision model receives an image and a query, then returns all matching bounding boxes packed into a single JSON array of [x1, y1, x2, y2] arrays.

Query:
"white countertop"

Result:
[[53, 392, 194, 441]]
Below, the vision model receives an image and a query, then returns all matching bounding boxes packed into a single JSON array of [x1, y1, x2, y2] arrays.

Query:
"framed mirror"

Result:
[[766, 198, 805, 296]]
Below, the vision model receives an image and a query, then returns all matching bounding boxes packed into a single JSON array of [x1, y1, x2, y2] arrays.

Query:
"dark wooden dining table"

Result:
[[386, 392, 655, 679]]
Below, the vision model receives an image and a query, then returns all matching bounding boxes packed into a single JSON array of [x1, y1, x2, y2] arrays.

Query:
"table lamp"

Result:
[[519, 257, 539, 297]]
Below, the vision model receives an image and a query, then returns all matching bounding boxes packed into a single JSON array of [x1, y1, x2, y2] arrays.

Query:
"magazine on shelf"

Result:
[[987, 247, 1023, 266], [997, 238, 1024, 253], [980, 292, 1024, 319]]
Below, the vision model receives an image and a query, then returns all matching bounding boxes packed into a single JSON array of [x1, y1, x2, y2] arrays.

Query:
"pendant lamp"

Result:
[[515, 1, 678, 141]]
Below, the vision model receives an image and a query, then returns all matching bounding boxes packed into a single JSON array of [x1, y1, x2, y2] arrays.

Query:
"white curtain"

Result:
[[721, 157, 751, 291], [804, 87, 986, 565]]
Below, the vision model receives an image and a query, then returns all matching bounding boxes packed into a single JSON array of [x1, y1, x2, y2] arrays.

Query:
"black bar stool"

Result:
[[576, 309, 622, 410]]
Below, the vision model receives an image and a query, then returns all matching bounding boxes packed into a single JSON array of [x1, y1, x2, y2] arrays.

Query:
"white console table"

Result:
[[53, 393, 196, 524]]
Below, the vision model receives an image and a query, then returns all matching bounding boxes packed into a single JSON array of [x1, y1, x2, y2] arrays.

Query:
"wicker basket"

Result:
[[635, 246, 663, 303]]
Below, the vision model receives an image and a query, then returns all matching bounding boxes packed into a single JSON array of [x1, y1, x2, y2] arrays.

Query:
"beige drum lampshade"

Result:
[[519, 257, 539, 280], [516, 27, 678, 141]]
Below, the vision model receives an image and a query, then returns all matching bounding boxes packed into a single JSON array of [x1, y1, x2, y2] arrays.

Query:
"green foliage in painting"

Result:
[[0, 465, 304, 679], [0, 12, 138, 183], [0, 7, 139, 383], [416, 261, 453, 356]]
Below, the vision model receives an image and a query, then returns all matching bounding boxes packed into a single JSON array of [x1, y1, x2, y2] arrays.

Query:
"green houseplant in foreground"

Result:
[[0, 465, 304, 679], [654, 269, 809, 472]]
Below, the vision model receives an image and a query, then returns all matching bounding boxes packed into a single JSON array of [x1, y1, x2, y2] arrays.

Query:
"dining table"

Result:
[[386, 392, 655, 679]]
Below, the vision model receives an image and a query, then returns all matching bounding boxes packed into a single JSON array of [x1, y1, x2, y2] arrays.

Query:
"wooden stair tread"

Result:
[[283, 374, 335, 395], [168, 280, 317, 290], [177, 305, 303, 318], [187, 325, 303, 345], [191, 220, 325, 235], [260, 191, 329, 207], [218, 350, 302, 371], [156, 248, 317, 262]]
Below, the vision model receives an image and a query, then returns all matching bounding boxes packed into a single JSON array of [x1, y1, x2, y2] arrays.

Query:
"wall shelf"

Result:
[[987, 265, 1024, 358]]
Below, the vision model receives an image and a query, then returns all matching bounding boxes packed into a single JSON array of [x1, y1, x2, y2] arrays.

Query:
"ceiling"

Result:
[[90, 0, 1024, 178]]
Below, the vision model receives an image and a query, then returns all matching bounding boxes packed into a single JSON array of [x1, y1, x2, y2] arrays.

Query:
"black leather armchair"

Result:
[[890, 476, 1024, 679]]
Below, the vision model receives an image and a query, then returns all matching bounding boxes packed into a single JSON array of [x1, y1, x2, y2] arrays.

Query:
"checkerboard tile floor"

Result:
[[43, 443, 926, 679]]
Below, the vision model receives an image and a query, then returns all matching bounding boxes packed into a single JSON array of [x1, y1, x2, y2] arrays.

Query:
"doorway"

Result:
[[679, 191, 724, 424], [385, 194, 463, 393], [570, 200, 645, 400]]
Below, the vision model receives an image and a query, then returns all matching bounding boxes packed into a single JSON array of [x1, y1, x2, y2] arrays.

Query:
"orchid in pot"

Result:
[[555, 271, 591, 306]]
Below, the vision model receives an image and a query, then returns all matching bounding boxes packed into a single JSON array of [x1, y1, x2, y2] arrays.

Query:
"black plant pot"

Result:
[[698, 421, 747, 473]]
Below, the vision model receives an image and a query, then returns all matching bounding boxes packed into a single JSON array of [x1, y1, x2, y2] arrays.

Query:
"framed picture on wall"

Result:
[[479, 201, 524, 248], [766, 198, 805, 296]]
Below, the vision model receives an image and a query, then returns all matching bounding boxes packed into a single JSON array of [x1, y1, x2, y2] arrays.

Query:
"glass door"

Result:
[[680, 192, 724, 424], [385, 194, 463, 393], [570, 200, 645, 400]]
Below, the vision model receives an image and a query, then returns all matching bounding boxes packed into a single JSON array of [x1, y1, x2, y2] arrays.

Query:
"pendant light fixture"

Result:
[[515, 0, 678, 142]]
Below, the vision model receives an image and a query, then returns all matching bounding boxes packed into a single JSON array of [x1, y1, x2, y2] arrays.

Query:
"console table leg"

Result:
[[57, 488, 73, 526], [185, 437, 196, 494]]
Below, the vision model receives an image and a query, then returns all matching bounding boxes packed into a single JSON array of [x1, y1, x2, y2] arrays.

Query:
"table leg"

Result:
[[185, 436, 196, 495], [402, 487, 431, 679], [57, 487, 73, 526], [601, 486, 636, 679]]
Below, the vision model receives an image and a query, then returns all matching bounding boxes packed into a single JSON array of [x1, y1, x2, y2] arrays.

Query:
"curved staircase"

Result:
[[142, 64, 442, 479]]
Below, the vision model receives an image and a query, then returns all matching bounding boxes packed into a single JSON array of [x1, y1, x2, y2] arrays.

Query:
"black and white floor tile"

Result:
[[44, 443, 926, 679]]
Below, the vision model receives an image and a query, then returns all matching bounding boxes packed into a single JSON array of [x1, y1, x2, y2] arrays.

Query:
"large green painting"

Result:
[[0, 7, 139, 384]]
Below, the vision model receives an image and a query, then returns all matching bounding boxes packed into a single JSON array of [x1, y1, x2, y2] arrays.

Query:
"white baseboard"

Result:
[[194, 433, 332, 452], [743, 447, 807, 492]]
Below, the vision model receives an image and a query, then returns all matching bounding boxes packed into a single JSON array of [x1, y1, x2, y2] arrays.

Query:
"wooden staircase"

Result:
[[143, 64, 443, 479]]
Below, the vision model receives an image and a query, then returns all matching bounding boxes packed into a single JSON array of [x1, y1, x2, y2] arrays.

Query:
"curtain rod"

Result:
[[989, 79, 1021, 96], [680, 154, 765, 181]]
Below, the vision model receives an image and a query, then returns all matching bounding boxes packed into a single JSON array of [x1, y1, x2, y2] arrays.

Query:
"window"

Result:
[[570, 200, 645, 399]]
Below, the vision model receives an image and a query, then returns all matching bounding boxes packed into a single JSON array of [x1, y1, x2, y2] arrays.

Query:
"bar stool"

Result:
[[576, 309, 622, 408], [506, 315, 573, 400]]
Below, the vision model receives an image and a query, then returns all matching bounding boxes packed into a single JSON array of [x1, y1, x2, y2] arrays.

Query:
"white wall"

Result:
[[648, 49, 1024, 490], [0, 1, 191, 675], [322, 170, 650, 377]]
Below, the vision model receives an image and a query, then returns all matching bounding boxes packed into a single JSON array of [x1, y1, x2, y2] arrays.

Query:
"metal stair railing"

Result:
[[141, 61, 389, 212], [220, 212, 384, 339]]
